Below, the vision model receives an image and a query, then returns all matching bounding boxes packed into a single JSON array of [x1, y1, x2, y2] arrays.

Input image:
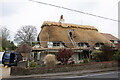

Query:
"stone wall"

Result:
[[17, 61, 27, 68], [11, 61, 118, 75]]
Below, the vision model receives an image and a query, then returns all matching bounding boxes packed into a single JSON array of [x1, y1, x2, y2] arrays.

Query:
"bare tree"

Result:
[[14, 25, 37, 43], [1, 27, 10, 39]]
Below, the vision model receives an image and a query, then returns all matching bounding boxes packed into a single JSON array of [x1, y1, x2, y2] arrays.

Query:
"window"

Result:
[[85, 43, 90, 47], [47, 42, 53, 48], [4, 53, 10, 59], [78, 53, 84, 60], [95, 43, 100, 47], [95, 43, 104, 47], [78, 42, 89, 47], [114, 41, 118, 44], [53, 42, 60, 46], [78, 43, 84, 47]]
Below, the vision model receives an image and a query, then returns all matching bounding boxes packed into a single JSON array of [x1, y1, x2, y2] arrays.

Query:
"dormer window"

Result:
[[78, 42, 89, 48], [96, 43, 100, 47], [78, 43, 84, 47], [95, 43, 104, 47], [53, 42, 60, 46]]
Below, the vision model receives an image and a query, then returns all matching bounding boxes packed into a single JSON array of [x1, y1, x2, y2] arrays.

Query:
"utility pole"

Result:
[[48, 30, 49, 54]]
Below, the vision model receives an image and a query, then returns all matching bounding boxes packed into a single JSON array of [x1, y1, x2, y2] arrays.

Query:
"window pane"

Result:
[[53, 42, 60, 46], [96, 43, 99, 47], [78, 43, 84, 47], [114, 41, 118, 44]]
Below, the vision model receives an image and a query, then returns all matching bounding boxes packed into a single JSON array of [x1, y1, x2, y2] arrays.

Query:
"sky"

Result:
[[0, 0, 120, 43]]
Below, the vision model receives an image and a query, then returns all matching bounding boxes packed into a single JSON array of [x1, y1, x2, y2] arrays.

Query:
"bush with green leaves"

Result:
[[91, 45, 114, 62], [30, 62, 38, 67], [83, 58, 89, 63], [91, 50, 103, 62], [41, 64, 46, 67], [112, 51, 120, 61]]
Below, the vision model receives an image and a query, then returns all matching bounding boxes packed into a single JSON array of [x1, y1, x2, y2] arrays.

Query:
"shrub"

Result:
[[57, 48, 74, 65], [45, 54, 56, 68], [83, 58, 89, 63], [41, 64, 46, 67], [91, 45, 114, 62], [101, 45, 113, 61], [112, 51, 120, 61], [30, 62, 38, 67], [91, 50, 103, 62]]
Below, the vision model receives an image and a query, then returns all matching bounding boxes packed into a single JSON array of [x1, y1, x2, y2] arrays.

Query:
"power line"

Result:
[[29, 0, 120, 22]]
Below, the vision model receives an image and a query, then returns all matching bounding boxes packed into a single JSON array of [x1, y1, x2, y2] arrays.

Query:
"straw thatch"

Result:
[[38, 21, 113, 48]]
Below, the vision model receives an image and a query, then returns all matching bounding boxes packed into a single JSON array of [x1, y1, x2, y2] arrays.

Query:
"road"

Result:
[[2, 71, 120, 80]]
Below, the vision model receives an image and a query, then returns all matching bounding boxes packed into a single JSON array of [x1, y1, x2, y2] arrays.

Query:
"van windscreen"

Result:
[[4, 53, 10, 59]]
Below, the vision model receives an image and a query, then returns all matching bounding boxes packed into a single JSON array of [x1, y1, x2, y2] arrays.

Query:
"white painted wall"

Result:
[[72, 53, 79, 63], [37, 52, 41, 60]]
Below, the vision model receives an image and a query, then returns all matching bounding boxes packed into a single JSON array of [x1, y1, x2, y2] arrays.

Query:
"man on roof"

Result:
[[69, 29, 73, 40]]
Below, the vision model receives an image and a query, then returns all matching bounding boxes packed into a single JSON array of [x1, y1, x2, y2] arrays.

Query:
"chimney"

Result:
[[59, 15, 64, 24]]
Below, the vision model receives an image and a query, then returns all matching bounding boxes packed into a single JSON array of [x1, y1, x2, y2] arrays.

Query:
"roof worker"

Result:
[[69, 29, 73, 40]]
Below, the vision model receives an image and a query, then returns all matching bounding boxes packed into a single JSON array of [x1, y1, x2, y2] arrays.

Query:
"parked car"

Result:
[[2, 52, 23, 66]]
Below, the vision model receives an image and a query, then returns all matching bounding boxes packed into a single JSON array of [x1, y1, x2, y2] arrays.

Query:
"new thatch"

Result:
[[38, 21, 113, 48]]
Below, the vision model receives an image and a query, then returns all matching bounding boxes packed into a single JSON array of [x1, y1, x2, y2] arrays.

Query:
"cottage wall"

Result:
[[72, 53, 79, 63], [39, 52, 82, 64]]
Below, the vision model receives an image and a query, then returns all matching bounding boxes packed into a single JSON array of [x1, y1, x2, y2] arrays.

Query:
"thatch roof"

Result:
[[15, 43, 31, 53], [38, 21, 113, 48]]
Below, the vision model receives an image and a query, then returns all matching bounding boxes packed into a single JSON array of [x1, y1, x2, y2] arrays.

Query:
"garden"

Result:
[[29, 45, 120, 68], [11, 45, 120, 75]]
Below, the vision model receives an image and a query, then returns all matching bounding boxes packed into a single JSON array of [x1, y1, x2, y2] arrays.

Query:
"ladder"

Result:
[[66, 29, 77, 48]]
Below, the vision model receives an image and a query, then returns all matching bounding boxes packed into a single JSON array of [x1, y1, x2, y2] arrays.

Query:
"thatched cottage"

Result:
[[33, 21, 114, 63]]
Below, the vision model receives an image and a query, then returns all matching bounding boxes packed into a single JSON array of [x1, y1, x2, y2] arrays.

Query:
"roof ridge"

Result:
[[43, 21, 94, 27]]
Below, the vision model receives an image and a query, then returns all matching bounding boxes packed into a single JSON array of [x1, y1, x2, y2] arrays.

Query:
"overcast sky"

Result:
[[0, 0, 119, 42]]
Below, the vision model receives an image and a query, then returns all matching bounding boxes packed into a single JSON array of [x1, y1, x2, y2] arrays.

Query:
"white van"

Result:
[[0, 52, 4, 64]]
